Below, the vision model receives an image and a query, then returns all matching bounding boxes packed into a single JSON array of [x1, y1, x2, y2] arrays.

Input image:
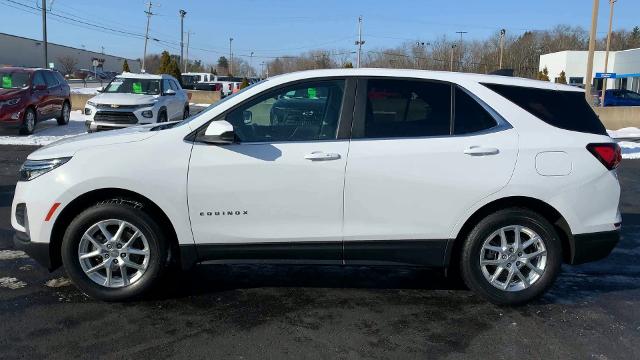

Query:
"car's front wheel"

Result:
[[183, 106, 190, 120], [19, 107, 36, 135], [157, 110, 167, 123], [460, 208, 562, 305], [61, 199, 168, 301]]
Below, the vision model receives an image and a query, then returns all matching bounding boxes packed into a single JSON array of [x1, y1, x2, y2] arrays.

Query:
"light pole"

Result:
[[450, 44, 457, 71], [355, 16, 365, 68], [179, 9, 187, 72], [456, 31, 467, 71], [601, 0, 617, 107], [41, 0, 48, 68], [229, 37, 234, 76], [184, 31, 192, 73], [585, 0, 600, 102], [415, 42, 425, 69], [249, 51, 254, 77], [499, 29, 506, 69]]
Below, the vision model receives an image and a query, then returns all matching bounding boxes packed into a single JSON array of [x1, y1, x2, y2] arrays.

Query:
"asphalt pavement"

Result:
[[0, 145, 639, 360]]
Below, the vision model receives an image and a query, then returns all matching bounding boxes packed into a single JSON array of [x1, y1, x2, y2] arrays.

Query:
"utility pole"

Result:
[[142, 1, 155, 73], [415, 42, 425, 69], [184, 31, 192, 73], [41, 0, 48, 68], [601, 0, 617, 107], [355, 16, 365, 68], [101, 46, 105, 54], [260, 62, 265, 79], [585, 0, 600, 102], [450, 44, 457, 71], [499, 29, 506, 69], [179, 9, 187, 72], [456, 31, 467, 71], [229, 37, 234, 76]]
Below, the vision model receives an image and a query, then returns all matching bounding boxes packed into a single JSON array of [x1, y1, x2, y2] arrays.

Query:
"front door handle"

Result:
[[304, 151, 341, 161], [464, 146, 500, 156]]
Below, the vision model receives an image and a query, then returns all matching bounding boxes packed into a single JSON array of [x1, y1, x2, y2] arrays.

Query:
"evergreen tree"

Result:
[[122, 59, 130, 72], [167, 59, 182, 85], [343, 61, 354, 68], [217, 56, 229, 74], [158, 51, 172, 74], [556, 70, 567, 84], [240, 77, 250, 89], [537, 67, 550, 81]]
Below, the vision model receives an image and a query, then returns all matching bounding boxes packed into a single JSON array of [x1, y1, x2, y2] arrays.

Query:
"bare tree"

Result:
[[56, 56, 78, 75]]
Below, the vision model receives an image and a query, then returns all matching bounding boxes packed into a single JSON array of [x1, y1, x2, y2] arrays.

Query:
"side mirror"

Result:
[[96, 86, 104, 93], [198, 120, 236, 145], [243, 110, 252, 124], [164, 89, 176, 96], [34, 84, 47, 91]]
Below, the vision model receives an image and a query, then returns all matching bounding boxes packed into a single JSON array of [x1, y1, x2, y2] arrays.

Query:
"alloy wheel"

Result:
[[479, 225, 547, 292], [77, 219, 150, 288]]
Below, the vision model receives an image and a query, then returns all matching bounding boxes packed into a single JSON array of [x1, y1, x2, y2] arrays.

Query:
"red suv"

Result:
[[0, 67, 71, 135]]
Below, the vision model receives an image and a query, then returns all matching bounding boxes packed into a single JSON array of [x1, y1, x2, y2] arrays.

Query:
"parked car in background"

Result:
[[181, 74, 198, 90], [12, 69, 620, 304], [0, 67, 71, 135], [84, 73, 189, 132], [602, 89, 640, 106]]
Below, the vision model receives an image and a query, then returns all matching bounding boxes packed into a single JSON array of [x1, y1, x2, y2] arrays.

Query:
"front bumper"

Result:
[[569, 230, 620, 265], [0, 108, 23, 128], [84, 103, 155, 132], [13, 230, 52, 270]]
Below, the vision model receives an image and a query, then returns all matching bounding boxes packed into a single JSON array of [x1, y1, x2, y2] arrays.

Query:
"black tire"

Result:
[[19, 107, 36, 135], [57, 101, 71, 125], [183, 106, 190, 120], [460, 208, 562, 305], [157, 110, 168, 123], [61, 199, 169, 301]]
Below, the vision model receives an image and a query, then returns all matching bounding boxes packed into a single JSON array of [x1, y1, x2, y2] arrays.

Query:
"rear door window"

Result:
[[43, 71, 59, 88], [32, 72, 46, 88], [355, 79, 451, 139], [482, 83, 606, 135], [454, 87, 497, 134]]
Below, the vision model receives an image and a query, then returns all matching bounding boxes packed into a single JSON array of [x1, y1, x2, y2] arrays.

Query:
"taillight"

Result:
[[587, 143, 622, 170]]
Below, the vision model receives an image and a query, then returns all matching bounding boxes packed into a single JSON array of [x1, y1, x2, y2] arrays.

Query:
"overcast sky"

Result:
[[1, 0, 638, 64]]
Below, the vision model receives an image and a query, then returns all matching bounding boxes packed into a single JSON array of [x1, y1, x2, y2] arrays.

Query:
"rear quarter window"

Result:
[[482, 83, 607, 135]]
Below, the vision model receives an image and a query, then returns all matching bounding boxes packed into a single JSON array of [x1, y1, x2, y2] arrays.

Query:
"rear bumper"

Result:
[[13, 230, 52, 270], [569, 230, 619, 265]]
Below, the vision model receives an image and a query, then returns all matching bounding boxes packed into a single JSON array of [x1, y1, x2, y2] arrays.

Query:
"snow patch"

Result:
[[70, 87, 100, 95], [618, 141, 640, 160], [608, 127, 640, 140], [189, 102, 211, 107], [0, 250, 28, 260], [0, 110, 87, 146], [0, 277, 27, 289], [45, 277, 72, 288]]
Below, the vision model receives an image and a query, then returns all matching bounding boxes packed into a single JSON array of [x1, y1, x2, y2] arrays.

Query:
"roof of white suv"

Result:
[[117, 72, 175, 80], [267, 68, 582, 93]]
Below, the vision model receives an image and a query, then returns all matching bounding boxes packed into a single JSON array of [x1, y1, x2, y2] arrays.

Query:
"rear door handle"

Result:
[[464, 146, 500, 156], [304, 151, 341, 161]]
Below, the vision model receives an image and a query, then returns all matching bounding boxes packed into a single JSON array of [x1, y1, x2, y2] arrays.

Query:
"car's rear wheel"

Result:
[[183, 106, 190, 120], [57, 101, 70, 125], [61, 200, 168, 301], [19, 108, 36, 135], [460, 208, 562, 305]]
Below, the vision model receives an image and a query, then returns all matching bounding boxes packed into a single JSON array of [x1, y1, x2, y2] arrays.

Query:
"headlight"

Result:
[[18, 157, 71, 181], [6, 98, 21, 106], [87, 101, 96, 107]]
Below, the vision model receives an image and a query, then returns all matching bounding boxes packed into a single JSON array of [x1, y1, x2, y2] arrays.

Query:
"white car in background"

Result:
[[84, 73, 190, 132]]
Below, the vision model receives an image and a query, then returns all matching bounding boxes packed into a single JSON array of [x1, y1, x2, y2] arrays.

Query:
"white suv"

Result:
[[84, 73, 189, 132], [11, 69, 621, 304]]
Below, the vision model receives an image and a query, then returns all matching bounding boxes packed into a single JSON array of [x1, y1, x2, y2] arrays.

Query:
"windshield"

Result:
[[173, 79, 266, 128], [0, 71, 30, 89], [104, 78, 161, 95]]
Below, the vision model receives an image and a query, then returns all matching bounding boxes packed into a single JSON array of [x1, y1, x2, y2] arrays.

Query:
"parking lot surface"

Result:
[[0, 145, 639, 359]]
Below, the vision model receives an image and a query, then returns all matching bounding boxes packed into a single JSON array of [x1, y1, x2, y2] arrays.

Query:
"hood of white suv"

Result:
[[88, 93, 158, 106], [28, 124, 165, 160]]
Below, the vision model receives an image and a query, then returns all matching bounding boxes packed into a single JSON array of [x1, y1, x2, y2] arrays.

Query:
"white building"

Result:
[[0, 32, 141, 73], [539, 48, 640, 92]]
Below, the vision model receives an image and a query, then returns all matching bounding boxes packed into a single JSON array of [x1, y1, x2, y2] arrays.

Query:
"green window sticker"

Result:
[[307, 87, 317, 98], [132, 82, 142, 94], [1, 75, 11, 89]]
